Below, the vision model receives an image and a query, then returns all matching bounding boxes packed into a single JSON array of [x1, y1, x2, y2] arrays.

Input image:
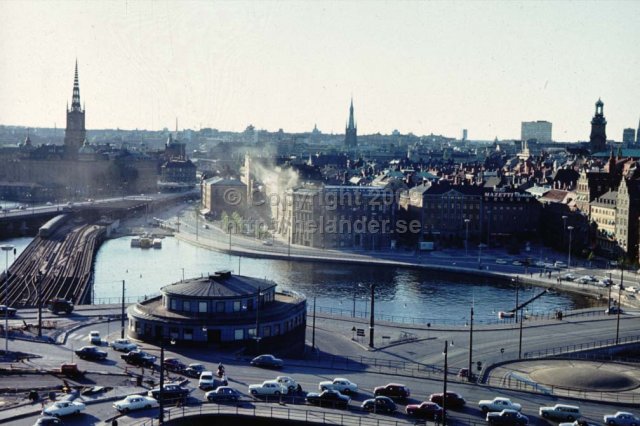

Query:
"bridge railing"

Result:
[[523, 334, 640, 359]]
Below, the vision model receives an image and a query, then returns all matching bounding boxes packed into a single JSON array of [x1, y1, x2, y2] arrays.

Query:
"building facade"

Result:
[[590, 190, 617, 256], [623, 128, 636, 147], [521, 121, 552, 143], [201, 177, 247, 219], [615, 178, 640, 259], [127, 271, 307, 355]]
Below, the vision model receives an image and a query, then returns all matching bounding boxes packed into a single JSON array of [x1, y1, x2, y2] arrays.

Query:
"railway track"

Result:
[[1, 222, 105, 307]]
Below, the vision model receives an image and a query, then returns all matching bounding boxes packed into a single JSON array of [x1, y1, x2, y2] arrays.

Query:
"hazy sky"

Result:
[[1, 1, 638, 141]]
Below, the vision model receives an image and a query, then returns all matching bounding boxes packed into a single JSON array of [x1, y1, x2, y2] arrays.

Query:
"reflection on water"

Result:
[[5, 236, 601, 323]]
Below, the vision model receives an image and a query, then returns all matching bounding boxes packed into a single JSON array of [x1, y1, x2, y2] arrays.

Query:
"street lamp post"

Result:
[[513, 276, 520, 324], [36, 271, 43, 338], [467, 305, 474, 382], [518, 307, 524, 359], [158, 333, 176, 425], [121, 280, 126, 339], [255, 286, 262, 354], [608, 272, 613, 311], [442, 340, 449, 426], [616, 266, 624, 344], [567, 226, 574, 271], [464, 219, 470, 256], [369, 284, 375, 348], [2, 245, 15, 355], [562, 215, 567, 248], [312, 296, 316, 349]]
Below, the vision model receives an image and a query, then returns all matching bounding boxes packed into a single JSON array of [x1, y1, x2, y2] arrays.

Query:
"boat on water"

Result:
[[153, 238, 162, 249], [131, 237, 141, 247], [139, 237, 153, 248], [498, 311, 515, 319]]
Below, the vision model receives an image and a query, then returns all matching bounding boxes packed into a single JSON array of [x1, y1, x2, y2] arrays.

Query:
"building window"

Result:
[[184, 328, 193, 340], [183, 300, 190, 312], [216, 301, 225, 313], [248, 328, 257, 337], [169, 327, 179, 339], [170, 298, 177, 310], [263, 326, 271, 337], [233, 301, 241, 312], [234, 329, 244, 340], [199, 301, 207, 313], [274, 324, 280, 335]]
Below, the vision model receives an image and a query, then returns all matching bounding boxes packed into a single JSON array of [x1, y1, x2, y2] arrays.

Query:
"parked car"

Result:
[[121, 350, 156, 367], [110, 338, 138, 352], [248, 380, 288, 396], [199, 371, 217, 390], [539, 404, 581, 421], [113, 395, 159, 413], [74, 346, 107, 361], [250, 354, 283, 369], [561, 273, 576, 281], [605, 306, 624, 315], [0, 305, 17, 317], [373, 383, 410, 400], [555, 261, 567, 268], [479, 397, 522, 413], [89, 331, 101, 345], [495, 259, 507, 264], [429, 392, 466, 409], [162, 357, 187, 373], [487, 409, 529, 425], [318, 378, 358, 394], [305, 390, 350, 409], [406, 401, 443, 420], [603, 412, 640, 426], [184, 363, 207, 378], [148, 383, 190, 402], [275, 376, 298, 392], [33, 416, 65, 425], [42, 401, 86, 417], [599, 278, 614, 286], [577, 276, 596, 284], [560, 420, 597, 426], [205, 386, 241, 403], [361, 396, 397, 414]]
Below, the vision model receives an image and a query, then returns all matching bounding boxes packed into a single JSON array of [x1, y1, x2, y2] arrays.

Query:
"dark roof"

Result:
[[162, 271, 276, 298]]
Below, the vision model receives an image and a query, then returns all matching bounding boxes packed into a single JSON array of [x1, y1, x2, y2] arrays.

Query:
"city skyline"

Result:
[[1, 1, 639, 141]]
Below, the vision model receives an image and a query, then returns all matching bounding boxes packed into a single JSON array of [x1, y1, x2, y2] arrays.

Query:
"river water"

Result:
[[3, 236, 600, 325]]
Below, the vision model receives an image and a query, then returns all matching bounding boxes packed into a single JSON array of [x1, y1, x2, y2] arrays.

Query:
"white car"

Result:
[[248, 380, 288, 396], [479, 397, 521, 413], [318, 378, 358, 394], [42, 400, 86, 417], [603, 412, 640, 426], [110, 338, 138, 352], [275, 376, 298, 392], [113, 395, 159, 413]]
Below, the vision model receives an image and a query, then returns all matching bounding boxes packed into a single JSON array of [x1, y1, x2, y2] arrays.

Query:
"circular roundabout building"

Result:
[[127, 270, 307, 356]]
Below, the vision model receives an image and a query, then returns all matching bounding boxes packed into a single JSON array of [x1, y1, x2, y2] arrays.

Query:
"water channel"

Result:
[[3, 235, 601, 325]]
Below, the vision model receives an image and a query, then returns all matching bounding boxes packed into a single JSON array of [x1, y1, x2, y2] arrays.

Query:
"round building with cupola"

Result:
[[127, 270, 307, 355]]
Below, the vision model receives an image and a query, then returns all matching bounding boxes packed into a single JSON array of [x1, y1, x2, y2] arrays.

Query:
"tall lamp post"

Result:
[[512, 276, 520, 324], [561, 215, 568, 248], [464, 219, 470, 256], [518, 306, 524, 359], [616, 265, 624, 344], [442, 340, 449, 426], [36, 271, 43, 338], [255, 287, 263, 354], [158, 333, 176, 425], [467, 305, 474, 382], [2, 245, 15, 355], [369, 284, 375, 348], [567, 226, 574, 271], [121, 280, 126, 339]]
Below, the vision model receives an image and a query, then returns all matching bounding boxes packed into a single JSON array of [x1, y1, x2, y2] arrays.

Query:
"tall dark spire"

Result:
[[348, 97, 355, 129], [344, 97, 358, 148], [71, 59, 82, 111], [589, 98, 607, 153]]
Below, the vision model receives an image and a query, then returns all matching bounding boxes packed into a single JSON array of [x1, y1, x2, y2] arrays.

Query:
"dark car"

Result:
[[361, 396, 397, 414], [0, 305, 17, 318], [148, 384, 190, 402], [487, 409, 529, 425], [47, 298, 74, 315], [406, 401, 444, 420], [605, 307, 624, 315], [184, 363, 206, 378], [206, 386, 241, 403], [250, 354, 283, 369], [121, 350, 156, 367], [163, 357, 186, 373], [306, 390, 350, 409], [429, 392, 466, 409], [74, 346, 107, 361], [373, 383, 410, 400], [33, 416, 65, 426]]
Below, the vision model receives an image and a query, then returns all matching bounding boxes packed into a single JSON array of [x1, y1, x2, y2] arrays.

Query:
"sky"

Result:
[[0, 0, 639, 141]]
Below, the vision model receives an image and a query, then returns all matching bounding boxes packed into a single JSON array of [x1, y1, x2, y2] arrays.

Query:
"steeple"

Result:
[[344, 97, 357, 148], [70, 59, 82, 111], [589, 98, 607, 153], [348, 97, 355, 130]]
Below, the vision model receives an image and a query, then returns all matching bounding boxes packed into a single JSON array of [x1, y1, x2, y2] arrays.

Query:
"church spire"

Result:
[[71, 59, 82, 111], [347, 97, 355, 130]]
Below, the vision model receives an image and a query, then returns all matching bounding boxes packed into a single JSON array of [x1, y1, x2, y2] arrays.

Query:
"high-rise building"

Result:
[[623, 128, 636, 146], [462, 129, 468, 141], [64, 60, 86, 159], [521, 121, 552, 143], [636, 118, 640, 145], [344, 98, 357, 148], [589, 99, 607, 153]]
